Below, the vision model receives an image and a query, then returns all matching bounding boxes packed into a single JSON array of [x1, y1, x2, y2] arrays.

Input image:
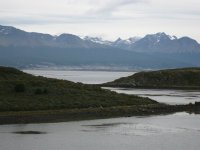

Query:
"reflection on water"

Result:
[[0, 112, 200, 150], [82, 122, 185, 136], [13, 131, 46, 134], [104, 87, 200, 105]]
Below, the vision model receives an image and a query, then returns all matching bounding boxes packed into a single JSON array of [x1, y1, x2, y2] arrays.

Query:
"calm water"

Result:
[[24, 70, 134, 84], [104, 87, 200, 105], [0, 112, 200, 150], [1, 70, 197, 150]]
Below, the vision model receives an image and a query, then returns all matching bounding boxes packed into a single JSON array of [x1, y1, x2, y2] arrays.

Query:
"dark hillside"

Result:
[[104, 68, 200, 89], [0, 66, 156, 112]]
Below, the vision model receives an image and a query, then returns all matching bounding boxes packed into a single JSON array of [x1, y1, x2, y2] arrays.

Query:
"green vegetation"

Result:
[[14, 83, 26, 92], [0, 66, 156, 112], [34, 88, 48, 95], [103, 68, 200, 89]]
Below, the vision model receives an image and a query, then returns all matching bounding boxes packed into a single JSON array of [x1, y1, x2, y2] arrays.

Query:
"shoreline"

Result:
[[0, 103, 199, 125], [101, 85, 200, 90]]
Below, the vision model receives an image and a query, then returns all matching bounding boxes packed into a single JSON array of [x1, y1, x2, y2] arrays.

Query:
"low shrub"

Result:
[[34, 88, 48, 95], [14, 84, 25, 92]]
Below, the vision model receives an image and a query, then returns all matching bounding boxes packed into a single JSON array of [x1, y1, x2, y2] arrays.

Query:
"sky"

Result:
[[0, 0, 200, 41]]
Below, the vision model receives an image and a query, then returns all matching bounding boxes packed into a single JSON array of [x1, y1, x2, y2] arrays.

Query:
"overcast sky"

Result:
[[0, 0, 200, 41]]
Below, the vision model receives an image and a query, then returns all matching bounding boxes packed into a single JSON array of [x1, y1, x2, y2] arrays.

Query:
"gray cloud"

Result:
[[0, 0, 200, 42], [87, 0, 148, 16], [0, 13, 118, 26]]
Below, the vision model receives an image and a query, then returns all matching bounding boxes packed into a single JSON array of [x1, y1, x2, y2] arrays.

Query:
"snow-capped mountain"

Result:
[[83, 36, 112, 45], [1, 25, 199, 53], [84, 32, 200, 53], [83, 36, 142, 50], [0, 25, 107, 49], [111, 37, 141, 49], [129, 32, 200, 53]]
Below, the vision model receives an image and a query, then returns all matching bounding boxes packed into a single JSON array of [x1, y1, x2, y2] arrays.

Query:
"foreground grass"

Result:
[[103, 67, 200, 89]]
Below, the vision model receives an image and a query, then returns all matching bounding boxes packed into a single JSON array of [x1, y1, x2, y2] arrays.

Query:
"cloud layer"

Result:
[[0, 0, 200, 41]]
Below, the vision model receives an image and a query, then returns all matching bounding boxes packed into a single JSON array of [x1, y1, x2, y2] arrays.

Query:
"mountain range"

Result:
[[0, 24, 200, 70], [112, 33, 200, 53]]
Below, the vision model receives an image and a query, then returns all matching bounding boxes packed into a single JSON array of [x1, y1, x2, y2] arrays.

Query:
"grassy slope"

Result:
[[104, 68, 200, 89], [0, 66, 156, 112]]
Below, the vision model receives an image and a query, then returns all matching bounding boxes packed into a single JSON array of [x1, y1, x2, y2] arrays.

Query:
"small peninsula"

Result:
[[103, 68, 200, 89]]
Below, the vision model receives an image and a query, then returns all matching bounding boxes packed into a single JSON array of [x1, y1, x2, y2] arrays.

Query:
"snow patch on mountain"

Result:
[[169, 35, 177, 40], [83, 36, 112, 45]]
